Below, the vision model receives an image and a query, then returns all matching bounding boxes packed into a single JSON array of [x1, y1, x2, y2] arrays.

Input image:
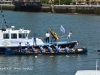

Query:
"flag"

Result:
[[60, 25, 65, 33]]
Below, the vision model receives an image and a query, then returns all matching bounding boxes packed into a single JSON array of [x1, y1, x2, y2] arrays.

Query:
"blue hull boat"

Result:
[[0, 41, 77, 54], [5, 47, 88, 55]]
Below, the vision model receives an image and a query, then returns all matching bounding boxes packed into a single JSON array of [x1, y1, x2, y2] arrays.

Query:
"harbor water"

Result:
[[0, 11, 100, 75]]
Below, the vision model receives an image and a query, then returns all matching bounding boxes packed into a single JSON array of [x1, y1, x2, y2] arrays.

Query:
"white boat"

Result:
[[75, 60, 100, 75], [0, 26, 44, 46], [75, 70, 100, 75]]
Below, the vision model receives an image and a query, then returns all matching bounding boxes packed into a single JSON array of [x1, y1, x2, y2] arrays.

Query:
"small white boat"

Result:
[[75, 60, 100, 75], [75, 70, 100, 75]]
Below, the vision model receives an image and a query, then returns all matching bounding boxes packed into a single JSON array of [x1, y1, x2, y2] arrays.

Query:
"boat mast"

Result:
[[0, 5, 8, 29], [96, 59, 98, 75], [0, 5, 3, 29]]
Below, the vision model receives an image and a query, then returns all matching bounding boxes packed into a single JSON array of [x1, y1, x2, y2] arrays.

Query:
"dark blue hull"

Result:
[[0, 48, 7, 54], [5, 47, 88, 55], [0, 41, 77, 54]]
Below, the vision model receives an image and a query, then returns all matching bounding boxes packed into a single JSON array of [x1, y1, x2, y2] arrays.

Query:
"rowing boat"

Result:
[[5, 46, 88, 55]]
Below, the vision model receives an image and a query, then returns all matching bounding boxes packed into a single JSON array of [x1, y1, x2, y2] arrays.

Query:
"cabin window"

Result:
[[11, 33, 17, 39], [3, 33, 9, 39], [19, 33, 27, 38]]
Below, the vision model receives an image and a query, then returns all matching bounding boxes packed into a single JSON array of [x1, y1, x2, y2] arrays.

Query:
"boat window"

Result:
[[3, 33, 9, 39], [11, 33, 17, 39], [19, 33, 27, 38]]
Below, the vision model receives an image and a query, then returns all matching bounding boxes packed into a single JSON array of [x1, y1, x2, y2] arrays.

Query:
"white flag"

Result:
[[60, 25, 65, 33]]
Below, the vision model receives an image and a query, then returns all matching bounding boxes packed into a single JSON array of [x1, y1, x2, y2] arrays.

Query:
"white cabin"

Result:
[[75, 60, 100, 75], [75, 70, 100, 75], [0, 26, 30, 39], [0, 26, 44, 47]]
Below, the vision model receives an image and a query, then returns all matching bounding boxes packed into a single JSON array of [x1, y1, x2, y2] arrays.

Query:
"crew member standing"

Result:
[[67, 31, 72, 41], [18, 42, 22, 52], [45, 31, 50, 43], [33, 33, 37, 45]]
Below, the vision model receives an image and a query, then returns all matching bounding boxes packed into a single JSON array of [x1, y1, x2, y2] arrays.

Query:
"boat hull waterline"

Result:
[[0, 41, 77, 54], [5, 47, 88, 55]]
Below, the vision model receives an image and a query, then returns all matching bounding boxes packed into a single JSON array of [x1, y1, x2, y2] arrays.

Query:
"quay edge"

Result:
[[51, 5, 100, 15], [0, 5, 15, 10], [1, 4, 100, 15]]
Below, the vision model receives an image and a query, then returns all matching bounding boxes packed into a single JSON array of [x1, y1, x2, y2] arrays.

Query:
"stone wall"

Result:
[[41, 5, 100, 15], [1, 4, 100, 15]]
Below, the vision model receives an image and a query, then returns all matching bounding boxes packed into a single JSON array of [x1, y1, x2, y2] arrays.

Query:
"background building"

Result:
[[48, 0, 54, 4], [72, 0, 100, 5]]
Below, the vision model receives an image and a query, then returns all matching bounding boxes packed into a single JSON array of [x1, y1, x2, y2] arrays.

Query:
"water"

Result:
[[0, 11, 100, 75]]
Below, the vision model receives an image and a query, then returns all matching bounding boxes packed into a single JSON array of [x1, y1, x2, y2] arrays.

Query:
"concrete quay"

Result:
[[0, 4, 15, 10], [41, 4, 100, 15], [1, 4, 100, 15], [53, 5, 100, 15]]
